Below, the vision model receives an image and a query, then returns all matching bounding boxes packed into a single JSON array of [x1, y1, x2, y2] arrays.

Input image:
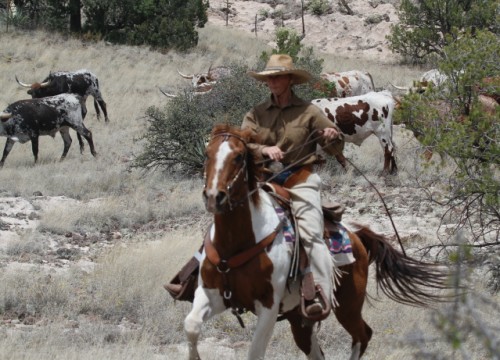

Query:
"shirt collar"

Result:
[[263, 91, 308, 110]]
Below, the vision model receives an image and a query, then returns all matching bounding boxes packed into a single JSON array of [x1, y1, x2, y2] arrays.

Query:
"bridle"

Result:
[[204, 129, 407, 257], [204, 132, 250, 211]]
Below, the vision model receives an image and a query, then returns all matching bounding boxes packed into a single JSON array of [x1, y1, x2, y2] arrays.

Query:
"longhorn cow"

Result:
[[16, 69, 109, 122], [311, 90, 397, 174], [177, 65, 232, 89], [0, 94, 97, 167]]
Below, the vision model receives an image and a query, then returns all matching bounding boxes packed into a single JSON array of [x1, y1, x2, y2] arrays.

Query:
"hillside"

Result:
[[0, 3, 498, 360], [208, 0, 401, 64]]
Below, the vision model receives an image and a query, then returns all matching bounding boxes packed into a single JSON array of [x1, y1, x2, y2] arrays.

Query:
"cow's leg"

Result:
[[72, 125, 97, 157], [76, 133, 85, 154], [383, 144, 397, 175], [98, 99, 109, 122], [184, 288, 225, 360], [93, 99, 101, 121], [81, 99, 88, 120], [59, 128, 73, 160], [0, 138, 16, 167], [285, 310, 325, 359], [30, 136, 40, 164], [94, 96, 109, 122]]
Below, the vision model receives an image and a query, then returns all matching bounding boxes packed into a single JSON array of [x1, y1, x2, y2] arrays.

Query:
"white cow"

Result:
[[317, 70, 376, 98], [311, 90, 397, 174]]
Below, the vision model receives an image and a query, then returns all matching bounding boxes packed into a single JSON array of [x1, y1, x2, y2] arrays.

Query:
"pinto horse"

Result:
[[184, 124, 450, 360]]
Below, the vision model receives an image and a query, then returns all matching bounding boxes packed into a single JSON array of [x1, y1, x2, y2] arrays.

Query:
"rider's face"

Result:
[[265, 74, 292, 96]]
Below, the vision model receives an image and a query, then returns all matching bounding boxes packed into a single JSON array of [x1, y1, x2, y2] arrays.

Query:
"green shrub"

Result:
[[82, 0, 208, 51], [134, 46, 326, 174], [306, 0, 331, 16], [394, 29, 499, 243]]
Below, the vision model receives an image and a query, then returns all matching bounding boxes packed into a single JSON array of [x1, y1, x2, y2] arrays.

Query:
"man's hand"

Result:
[[322, 127, 340, 141], [262, 146, 284, 161]]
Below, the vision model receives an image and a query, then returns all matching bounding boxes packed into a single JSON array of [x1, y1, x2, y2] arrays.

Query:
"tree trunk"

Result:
[[69, 0, 81, 32], [338, 0, 354, 15]]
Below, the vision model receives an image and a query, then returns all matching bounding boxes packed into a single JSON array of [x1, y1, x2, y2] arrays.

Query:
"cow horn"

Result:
[[0, 112, 12, 120], [389, 83, 409, 91], [15, 75, 32, 88], [177, 70, 193, 79], [159, 87, 178, 98], [40, 80, 51, 88]]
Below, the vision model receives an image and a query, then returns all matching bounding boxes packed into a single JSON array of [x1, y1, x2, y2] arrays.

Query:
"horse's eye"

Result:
[[234, 154, 243, 163]]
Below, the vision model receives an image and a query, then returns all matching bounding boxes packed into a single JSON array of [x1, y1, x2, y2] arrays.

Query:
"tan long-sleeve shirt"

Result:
[[241, 93, 344, 165]]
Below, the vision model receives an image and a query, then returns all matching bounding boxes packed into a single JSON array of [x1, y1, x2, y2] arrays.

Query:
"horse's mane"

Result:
[[210, 124, 262, 205]]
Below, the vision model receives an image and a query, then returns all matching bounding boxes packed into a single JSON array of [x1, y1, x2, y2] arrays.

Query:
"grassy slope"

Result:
[[0, 25, 497, 360]]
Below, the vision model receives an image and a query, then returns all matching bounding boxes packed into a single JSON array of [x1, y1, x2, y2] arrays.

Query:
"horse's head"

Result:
[[203, 124, 261, 213]]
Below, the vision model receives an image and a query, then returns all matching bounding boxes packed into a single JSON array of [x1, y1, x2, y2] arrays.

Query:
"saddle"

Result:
[[164, 181, 345, 322]]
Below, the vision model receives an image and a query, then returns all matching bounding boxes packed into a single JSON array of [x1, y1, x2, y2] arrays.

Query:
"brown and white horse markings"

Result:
[[0, 94, 97, 167], [184, 124, 451, 360], [311, 90, 397, 174]]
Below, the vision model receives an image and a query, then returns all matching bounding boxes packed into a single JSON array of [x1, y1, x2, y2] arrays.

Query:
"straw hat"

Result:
[[247, 54, 312, 84]]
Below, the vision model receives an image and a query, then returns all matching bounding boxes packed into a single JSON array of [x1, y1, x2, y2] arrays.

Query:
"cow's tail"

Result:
[[366, 72, 376, 91], [354, 225, 453, 307]]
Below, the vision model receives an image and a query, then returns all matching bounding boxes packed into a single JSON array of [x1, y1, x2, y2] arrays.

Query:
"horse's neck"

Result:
[[212, 190, 280, 257], [212, 203, 255, 258]]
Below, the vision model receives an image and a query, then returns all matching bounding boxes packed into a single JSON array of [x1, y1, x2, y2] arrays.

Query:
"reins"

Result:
[[212, 129, 407, 257]]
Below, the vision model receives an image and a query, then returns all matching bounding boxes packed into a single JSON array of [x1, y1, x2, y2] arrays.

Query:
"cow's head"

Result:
[[15, 75, 50, 98], [177, 69, 210, 88]]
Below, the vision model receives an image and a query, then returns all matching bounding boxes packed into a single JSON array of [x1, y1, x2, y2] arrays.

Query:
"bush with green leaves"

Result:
[[395, 29, 499, 244], [134, 37, 327, 174], [388, 0, 498, 64], [306, 0, 331, 16], [82, 0, 208, 51]]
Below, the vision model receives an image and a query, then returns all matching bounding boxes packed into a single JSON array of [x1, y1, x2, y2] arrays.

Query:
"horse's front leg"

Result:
[[184, 287, 225, 360], [247, 302, 281, 360]]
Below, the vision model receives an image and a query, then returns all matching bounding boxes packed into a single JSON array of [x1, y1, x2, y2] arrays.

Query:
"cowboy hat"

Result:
[[247, 54, 312, 84]]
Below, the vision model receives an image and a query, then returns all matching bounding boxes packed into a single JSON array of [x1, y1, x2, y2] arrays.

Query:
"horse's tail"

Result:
[[354, 225, 451, 307]]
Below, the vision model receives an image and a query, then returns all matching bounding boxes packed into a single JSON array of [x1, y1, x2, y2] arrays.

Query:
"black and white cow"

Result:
[[0, 94, 97, 167], [16, 69, 109, 122], [311, 90, 397, 174]]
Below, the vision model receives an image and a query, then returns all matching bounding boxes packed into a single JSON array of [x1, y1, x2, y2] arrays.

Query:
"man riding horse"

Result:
[[165, 54, 345, 319], [240, 54, 344, 317]]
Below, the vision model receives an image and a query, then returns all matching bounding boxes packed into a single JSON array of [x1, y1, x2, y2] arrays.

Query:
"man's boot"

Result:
[[300, 271, 331, 321], [164, 248, 201, 302]]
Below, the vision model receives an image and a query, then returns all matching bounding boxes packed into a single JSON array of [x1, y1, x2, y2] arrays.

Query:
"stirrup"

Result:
[[300, 284, 331, 321]]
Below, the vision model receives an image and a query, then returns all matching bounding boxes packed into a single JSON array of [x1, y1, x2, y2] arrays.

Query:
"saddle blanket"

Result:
[[327, 222, 355, 267], [275, 207, 355, 267]]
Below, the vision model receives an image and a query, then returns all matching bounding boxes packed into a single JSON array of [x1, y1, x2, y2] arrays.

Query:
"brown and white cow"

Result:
[[316, 70, 376, 98], [311, 90, 397, 174], [0, 94, 97, 167]]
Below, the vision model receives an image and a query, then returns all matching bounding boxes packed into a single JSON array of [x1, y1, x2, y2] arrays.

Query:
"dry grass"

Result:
[[0, 22, 495, 360]]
